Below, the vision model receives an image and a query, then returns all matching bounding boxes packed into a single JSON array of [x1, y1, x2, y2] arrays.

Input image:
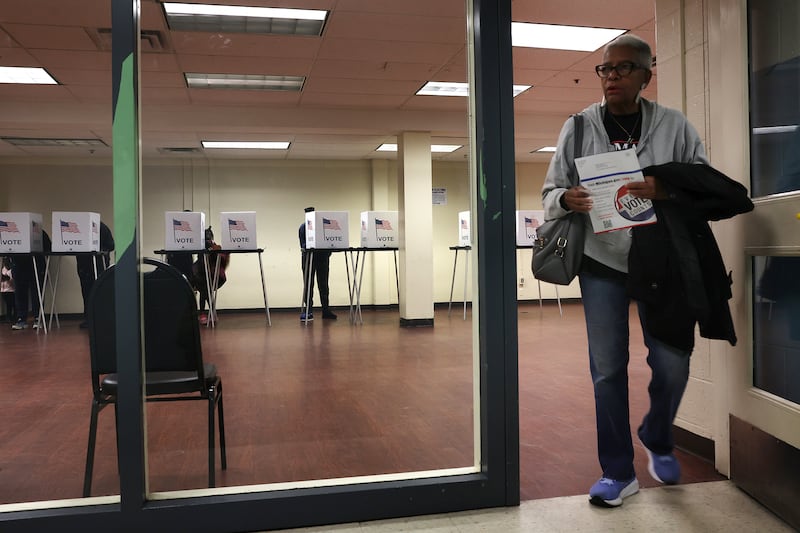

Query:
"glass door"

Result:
[[744, 0, 800, 436], [732, 0, 800, 524]]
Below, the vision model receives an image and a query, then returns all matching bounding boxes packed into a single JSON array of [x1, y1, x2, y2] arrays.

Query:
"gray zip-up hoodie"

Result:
[[541, 98, 709, 273]]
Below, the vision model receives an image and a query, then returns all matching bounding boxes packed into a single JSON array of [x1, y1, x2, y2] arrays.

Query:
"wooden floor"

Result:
[[0, 302, 722, 504]]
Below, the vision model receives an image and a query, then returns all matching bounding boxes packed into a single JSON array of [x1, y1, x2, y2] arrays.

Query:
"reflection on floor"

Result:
[[0, 302, 723, 504], [268, 481, 794, 532]]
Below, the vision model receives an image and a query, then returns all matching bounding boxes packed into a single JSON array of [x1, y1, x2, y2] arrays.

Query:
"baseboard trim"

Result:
[[399, 317, 434, 328], [730, 415, 800, 530], [673, 425, 715, 463]]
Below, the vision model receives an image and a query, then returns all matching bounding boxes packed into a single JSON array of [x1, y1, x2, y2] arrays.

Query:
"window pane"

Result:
[[0, 0, 118, 507], [139, 2, 478, 496], [753, 256, 800, 403], [749, 0, 800, 197]]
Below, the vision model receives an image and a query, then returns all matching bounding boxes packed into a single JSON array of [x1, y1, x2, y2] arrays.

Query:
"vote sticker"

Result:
[[615, 185, 655, 222]]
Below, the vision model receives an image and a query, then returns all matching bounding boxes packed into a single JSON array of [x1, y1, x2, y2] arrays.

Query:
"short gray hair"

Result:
[[605, 34, 653, 70]]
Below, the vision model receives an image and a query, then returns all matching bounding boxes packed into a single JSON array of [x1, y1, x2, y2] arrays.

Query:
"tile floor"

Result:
[[268, 481, 793, 532]]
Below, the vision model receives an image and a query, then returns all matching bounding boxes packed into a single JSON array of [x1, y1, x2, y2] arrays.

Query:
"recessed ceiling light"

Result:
[[0, 67, 58, 85], [511, 23, 626, 52], [532, 146, 557, 153], [416, 81, 531, 97], [202, 141, 290, 149], [1, 137, 106, 147], [432, 144, 462, 153], [376, 143, 462, 153], [185, 73, 304, 91], [163, 3, 328, 36]]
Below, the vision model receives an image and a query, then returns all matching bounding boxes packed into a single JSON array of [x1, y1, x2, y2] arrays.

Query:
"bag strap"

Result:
[[570, 113, 583, 186], [573, 114, 583, 159]]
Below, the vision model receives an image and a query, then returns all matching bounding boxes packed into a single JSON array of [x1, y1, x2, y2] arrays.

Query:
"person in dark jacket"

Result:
[[299, 207, 336, 321], [11, 230, 51, 330], [77, 221, 114, 328]]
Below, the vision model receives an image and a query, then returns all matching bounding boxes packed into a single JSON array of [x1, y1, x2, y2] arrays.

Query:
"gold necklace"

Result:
[[607, 108, 641, 144]]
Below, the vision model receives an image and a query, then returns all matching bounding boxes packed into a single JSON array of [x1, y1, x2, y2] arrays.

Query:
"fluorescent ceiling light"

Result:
[[202, 141, 290, 149], [1, 137, 106, 147], [532, 146, 557, 153], [431, 144, 462, 153], [511, 23, 626, 52], [186, 73, 304, 91], [163, 3, 328, 36], [0, 67, 58, 85], [416, 81, 531, 97], [376, 144, 462, 153], [752, 125, 799, 135]]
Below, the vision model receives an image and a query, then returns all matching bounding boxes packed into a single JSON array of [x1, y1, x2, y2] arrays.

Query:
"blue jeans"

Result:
[[579, 270, 691, 480]]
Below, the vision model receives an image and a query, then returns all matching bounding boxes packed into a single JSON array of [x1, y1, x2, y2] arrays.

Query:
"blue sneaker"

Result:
[[300, 312, 314, 321], [641, 439, 681, 485], [589, 477, 639, 507]]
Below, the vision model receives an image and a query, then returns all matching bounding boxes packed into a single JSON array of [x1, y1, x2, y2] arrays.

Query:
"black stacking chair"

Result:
[[83, 257, 226, 497]]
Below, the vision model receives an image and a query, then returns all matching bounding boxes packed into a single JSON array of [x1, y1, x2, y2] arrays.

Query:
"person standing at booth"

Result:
[[299, 207, 336, 321], [77, 221, 114, 329], [1, 257, 15, 323], [193, 226, 229, 325], [11, 230, 51, 330]]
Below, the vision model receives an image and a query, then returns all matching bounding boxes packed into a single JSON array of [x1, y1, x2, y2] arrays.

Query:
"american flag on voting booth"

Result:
[[173, 219, 192, 231], [61, 220, 80, 233], [323, 218, 341, 231], [228, 219, 247, 231], [375, 218, 393, 231], [0, 220, 19, 233]]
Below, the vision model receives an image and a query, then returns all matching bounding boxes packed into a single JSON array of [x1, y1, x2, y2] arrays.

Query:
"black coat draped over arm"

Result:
[[627, 163, 754, 351]]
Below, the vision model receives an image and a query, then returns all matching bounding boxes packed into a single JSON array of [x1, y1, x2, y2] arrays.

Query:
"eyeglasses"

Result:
[[594, 61, 645, 78]]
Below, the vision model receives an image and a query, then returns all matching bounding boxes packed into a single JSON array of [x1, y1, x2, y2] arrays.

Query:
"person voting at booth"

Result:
[[11, 231, 50, 330], [1, 257, 15, 323], [192, 227, 229, 325], [299, 207, 337, 321], [76, 221, 114, 329]]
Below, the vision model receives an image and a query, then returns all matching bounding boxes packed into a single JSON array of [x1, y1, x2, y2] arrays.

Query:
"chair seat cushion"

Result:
[[101, 363, 218, 396]]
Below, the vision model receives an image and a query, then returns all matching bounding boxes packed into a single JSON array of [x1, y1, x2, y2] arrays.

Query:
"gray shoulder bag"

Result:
[[531, 114, 586, 285]]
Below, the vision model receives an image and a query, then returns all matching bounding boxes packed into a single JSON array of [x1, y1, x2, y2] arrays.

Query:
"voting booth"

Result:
[[305, 211, 349, 249], [0, 212, 44, 253], [360, 211, 398, 248], [515, 210, 544, 246], [165, 211, 205, 250], [219, 212, 258, 250], [51, 212, 101, 252], [458, 210, 471, 246]]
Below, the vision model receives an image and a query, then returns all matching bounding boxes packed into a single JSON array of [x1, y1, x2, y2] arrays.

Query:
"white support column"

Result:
[[397, 132, 434, 324]]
